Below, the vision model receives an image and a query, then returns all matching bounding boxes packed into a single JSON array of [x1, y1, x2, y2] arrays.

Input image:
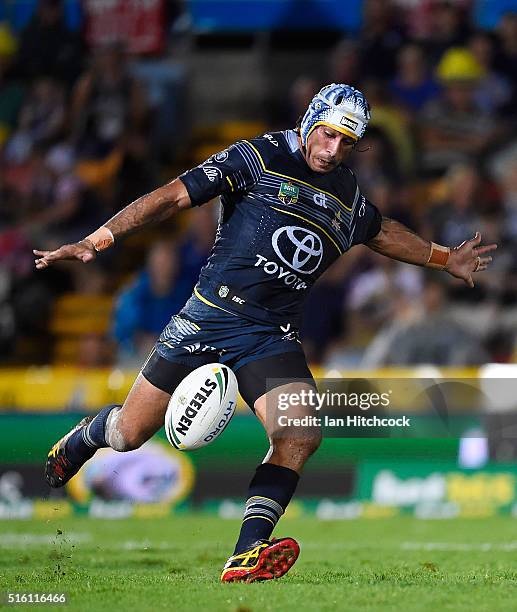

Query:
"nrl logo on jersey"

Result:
[[278, 181, 299, 205]]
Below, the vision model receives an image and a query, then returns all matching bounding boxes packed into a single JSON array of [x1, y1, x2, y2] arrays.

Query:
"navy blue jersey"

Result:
[[180, 129, 381, 327]]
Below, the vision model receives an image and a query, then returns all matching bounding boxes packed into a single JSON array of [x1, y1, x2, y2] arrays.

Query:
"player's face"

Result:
[[304, 125, 356, 173]]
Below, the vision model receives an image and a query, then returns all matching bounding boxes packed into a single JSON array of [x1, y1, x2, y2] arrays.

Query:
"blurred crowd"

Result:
[[0, 0, 517, 369], [295, 2, 517, 367]]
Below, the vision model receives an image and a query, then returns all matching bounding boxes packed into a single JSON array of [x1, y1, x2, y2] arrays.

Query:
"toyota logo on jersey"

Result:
[[272, 226, 323, 274]]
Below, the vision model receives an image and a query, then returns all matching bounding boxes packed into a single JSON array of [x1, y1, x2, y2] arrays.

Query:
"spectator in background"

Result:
[[360, 0, 406, 81], [419, 47, 500, 174], [70, 43, 149, 209], [430, 162, 482, 246], [24, 144, 89, 243], [17, 0, 83, 86], [361, 79, 414, 176], [423, 1, 472, 64], [360, 291, 420, 369], [284, 76, 320, 128], [3, 142, 89, 244], [115, 129, 159, 213], [323, 256, 423, 369], [362, 278, 489, 367], [270, 75, 320, 129], [497, 12, 517, 84], [4, 77, 66, 164], [70, 43, 148, 160], [178, 206, 217, 293], [390, 43, 440, 113], [366, 180, 419, 230], [469, 30, 512, 113], [427, 163, 510, 304], [329, 39, 361, 89], [349, 127, 399, 199], [112, 240, 193, 365]]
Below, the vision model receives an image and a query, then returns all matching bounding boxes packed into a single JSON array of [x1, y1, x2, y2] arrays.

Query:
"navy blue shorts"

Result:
[[156, 294, 304, 371], [141, 294, 314, 408]]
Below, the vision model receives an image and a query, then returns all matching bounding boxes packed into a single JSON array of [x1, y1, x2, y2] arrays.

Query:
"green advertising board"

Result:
[[0, 413, 477, 520], [357, 461, 517, 517]]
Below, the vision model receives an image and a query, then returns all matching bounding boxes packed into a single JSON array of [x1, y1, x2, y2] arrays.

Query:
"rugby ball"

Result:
[[165, 363, 238, 451]]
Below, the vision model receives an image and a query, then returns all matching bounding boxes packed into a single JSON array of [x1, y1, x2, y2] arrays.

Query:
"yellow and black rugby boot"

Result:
[[220, 537, 300, 583], [44, 416, 94, 488]]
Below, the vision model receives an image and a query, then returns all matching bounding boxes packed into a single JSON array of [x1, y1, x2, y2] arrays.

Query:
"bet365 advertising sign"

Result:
[[358, 461, 517, 517]]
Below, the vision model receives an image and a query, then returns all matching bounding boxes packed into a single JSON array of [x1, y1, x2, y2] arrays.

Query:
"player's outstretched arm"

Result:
[[367, 217, 497, 288], [34, 178, 191, 269]]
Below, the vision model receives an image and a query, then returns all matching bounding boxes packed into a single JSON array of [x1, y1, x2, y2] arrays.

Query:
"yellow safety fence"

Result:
[[0, 365, 502, 413]]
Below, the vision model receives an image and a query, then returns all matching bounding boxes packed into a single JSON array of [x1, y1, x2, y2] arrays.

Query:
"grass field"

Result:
[[1, 515, 516, 611]]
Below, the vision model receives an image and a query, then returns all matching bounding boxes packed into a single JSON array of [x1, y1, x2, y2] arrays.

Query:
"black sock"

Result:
[[233, 463, 299, 554], [65, 404, 120, 464]]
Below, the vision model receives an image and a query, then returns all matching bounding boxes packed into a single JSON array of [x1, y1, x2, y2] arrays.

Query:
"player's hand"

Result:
[[446, 232, 497, 288], [33, 240, 97, 269]]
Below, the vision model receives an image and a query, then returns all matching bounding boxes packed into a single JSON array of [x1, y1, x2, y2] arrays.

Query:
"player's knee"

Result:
[[105, 407, 143, 452], [107, 430, 143, 452]]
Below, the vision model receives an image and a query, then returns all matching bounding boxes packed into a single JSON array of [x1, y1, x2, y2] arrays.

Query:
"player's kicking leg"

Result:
[[45, 358, 193, 487], [221, 364, 321, 583]]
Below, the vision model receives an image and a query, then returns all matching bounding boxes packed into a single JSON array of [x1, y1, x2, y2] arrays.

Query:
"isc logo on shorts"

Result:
[[217, 285, 246, 305]]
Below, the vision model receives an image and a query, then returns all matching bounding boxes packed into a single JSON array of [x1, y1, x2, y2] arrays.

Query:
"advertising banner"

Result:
[[4, 413, 495, 520], [83, 0, 165, 55], [357, 461, 517, 518]]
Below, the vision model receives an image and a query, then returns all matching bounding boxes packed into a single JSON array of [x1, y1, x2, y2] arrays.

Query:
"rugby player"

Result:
[[35, 84, 496, 582]]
